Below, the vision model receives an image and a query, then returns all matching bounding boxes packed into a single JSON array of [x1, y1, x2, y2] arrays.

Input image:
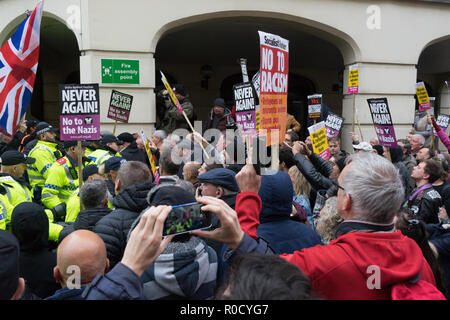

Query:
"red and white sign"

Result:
[[258, 31, 289, 146]]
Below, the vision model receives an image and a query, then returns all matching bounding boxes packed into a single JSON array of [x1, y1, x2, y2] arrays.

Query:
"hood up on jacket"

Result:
[[141, 235, 218, 300], [11, 202, 49, 252], [112, 181, 154, 212], [258, 170, 294, 223], [128, 185, 197, 240], [135, 185, 217, 299]]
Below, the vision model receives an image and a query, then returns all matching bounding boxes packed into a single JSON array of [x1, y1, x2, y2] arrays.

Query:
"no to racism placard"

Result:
[[59, 84, 100, 141], [234, 82, 257, 135], [415, 82, 431, 111], [367, 97, 398, 148], [107, 90, 133, 123], [348, 64, 359, 94], [308, 121, 330, 160], [325, 112, 344, 137], [308, 94, 322, 119], [258, 31, 289, 146]]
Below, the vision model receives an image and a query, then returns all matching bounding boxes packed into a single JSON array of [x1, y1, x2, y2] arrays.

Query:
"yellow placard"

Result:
[[347, 64, 359, 94], [415, 83, 429, 105], [160, 71, 183, 114], [308, 123, 330, 160]]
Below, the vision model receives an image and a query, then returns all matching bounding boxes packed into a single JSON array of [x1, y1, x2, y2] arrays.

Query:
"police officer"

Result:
[[0, 195, 8, 230], [41, 140, 91, 221], [26, 122, 62, 200], [87, 134, 122, 166], [0, 150, 63, 240]]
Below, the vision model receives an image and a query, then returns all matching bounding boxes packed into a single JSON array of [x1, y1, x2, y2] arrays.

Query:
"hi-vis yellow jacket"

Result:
[[41, 156, 89, 212], [27, 140, 62, 189]]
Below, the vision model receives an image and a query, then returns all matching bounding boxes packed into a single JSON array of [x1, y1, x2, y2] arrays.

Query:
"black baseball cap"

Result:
[[82, 164, 100, 182], [173, 84, 186, 96], [101, 134, 121, 145], [35, 122, 58, 136], [26, 120, 38, 128], [1, 150, 35, 165], [104, 156, 127, 173]]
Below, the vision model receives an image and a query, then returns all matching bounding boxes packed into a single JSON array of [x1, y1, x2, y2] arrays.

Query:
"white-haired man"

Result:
[[192, 152, 440, 299], [410, 134, 426, 158]]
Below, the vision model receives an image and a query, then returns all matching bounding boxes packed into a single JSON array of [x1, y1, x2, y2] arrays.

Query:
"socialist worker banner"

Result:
[[258, 31, 289, 146]]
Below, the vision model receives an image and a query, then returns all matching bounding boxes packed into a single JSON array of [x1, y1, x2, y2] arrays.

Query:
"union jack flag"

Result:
[[0, 2, 42, 136]]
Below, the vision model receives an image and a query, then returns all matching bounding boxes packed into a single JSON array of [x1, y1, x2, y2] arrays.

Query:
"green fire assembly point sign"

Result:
[[101, 59, 140, 84]]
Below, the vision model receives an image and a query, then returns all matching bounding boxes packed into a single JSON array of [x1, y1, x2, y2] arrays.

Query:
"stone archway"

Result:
[[153, 13, 358, 134]]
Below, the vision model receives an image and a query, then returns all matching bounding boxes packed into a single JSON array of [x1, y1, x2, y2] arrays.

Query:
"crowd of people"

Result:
[[0, 89, 449, 301]]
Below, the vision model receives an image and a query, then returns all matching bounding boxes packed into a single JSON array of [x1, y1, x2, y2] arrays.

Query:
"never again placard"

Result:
[[234, 82, 256, 135], [108, 90, 133, 123], [434, 114, 450, 136], [325, 112, 343, 137], [367, 97, 397, 148], [59, 84, 100, 141]]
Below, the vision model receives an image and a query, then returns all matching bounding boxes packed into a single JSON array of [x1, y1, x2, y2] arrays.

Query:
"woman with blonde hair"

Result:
[[289, 166, 313, 226]]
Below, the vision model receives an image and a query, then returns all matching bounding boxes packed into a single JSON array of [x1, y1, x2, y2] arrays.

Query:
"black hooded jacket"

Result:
[[11, 202, 61, 298], [120, 141, 149, 165], [94, 181, 154, 268], [58, 207, 112, 243], [389, 147, 411, 201]]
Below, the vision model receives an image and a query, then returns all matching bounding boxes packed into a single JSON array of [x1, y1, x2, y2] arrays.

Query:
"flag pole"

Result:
[[77, 140, 83, 210]]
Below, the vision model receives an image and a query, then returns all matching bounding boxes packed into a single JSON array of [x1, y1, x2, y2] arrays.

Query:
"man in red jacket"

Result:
[[192, 152, 439, 300]]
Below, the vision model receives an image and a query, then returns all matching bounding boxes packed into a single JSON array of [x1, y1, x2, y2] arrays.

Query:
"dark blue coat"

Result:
[[257, 170, 322, 254], [427, 222, 450, 299]]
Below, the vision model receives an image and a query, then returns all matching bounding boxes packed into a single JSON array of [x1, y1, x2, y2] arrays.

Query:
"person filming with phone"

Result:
[[126, 185, 218, 300]]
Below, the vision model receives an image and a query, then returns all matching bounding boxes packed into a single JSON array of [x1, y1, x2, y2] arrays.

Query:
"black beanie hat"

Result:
[[0, 230, 20, 299]]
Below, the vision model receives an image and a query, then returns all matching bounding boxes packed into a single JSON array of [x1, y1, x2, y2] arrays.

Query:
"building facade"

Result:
[[1, 0, 449, 151]]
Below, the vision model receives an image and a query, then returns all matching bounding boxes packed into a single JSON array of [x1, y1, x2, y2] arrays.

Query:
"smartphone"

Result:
[[163, 202, 212, 236]]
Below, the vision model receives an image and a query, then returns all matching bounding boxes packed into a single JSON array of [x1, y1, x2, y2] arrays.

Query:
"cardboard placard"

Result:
[[415, 82, 431, 111], [234, 82, 257, 135], [347, 64, 359, 94], [325, 112, 344, 137], [367, 97, 398, 148], [107, 90, 133, 123], [434, 114, 450, 136], [258, 31, 289, 146], [308, 121, 330, 160], [308, 94, 322, 119], [59, 84, 101, 141]]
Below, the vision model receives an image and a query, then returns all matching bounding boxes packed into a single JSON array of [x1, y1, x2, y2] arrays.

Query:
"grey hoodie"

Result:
[[140, 236, 218, 300]]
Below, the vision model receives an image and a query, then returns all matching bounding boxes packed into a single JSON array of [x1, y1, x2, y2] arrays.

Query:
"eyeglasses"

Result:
[[332, 180, 345, 192]]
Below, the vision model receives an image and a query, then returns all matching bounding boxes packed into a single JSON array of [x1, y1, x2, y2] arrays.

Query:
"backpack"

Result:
[[391, 278, 446, 300]]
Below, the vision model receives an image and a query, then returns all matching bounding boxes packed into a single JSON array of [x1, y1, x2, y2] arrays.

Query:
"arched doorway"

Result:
[[1, 14, 80, 126], [154, 15, 351, 134], [417, 37, 450, 116], [417, 36, 450, 150]]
